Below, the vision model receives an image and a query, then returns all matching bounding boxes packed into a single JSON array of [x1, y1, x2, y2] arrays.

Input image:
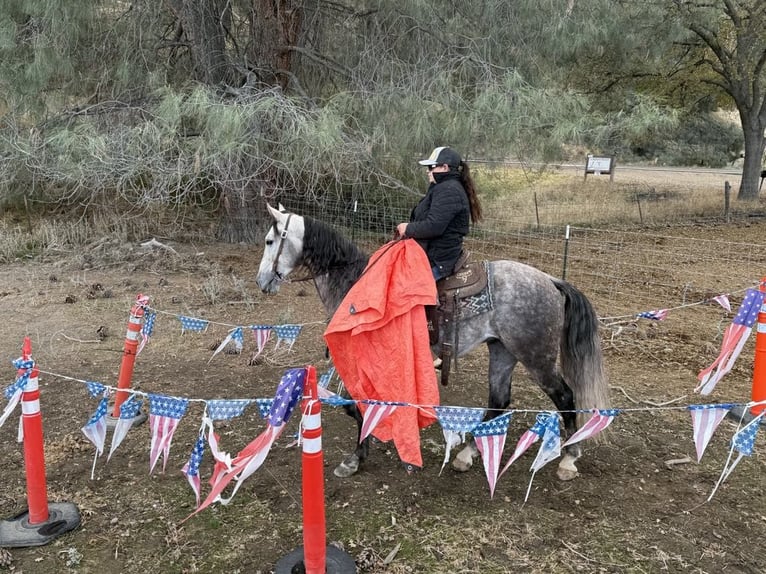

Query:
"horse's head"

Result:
[[256, 203, 306, 294]]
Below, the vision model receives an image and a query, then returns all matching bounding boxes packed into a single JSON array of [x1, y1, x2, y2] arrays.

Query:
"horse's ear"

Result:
[[266, 203, 284, 221], [278, 203, 286, 212]]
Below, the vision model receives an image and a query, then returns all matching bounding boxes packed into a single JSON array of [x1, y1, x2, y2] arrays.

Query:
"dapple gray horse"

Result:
[[256, 204, 609, 481]]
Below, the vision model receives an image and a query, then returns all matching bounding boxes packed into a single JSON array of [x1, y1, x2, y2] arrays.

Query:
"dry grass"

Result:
[[476, 165, 751, 229]]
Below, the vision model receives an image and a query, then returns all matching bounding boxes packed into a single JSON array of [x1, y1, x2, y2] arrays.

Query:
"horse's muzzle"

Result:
[[256, 273, 281, 294]]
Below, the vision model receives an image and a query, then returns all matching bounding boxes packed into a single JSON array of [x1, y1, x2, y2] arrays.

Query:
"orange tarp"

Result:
[[324, 239, 440, 469]]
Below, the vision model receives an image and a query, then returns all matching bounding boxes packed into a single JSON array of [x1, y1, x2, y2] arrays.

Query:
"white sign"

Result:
[[586, 156, 613, 173]]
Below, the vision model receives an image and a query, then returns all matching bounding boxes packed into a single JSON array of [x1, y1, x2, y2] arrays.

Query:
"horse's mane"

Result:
[[302, 216, 369, 310]]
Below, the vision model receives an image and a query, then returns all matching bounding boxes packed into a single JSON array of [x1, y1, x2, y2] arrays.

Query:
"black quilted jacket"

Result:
[[405, 171, 469, 276]]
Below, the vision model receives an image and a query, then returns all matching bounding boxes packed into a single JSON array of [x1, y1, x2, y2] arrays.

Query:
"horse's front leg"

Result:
[[333, 401, 370, 478], [453, 340, 516, 472]]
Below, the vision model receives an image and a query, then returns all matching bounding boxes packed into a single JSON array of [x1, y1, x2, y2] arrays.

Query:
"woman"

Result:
[[396, 146, 483, 280]]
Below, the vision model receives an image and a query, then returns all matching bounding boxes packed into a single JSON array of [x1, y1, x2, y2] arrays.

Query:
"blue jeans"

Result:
[[432, 265, 445, 281]]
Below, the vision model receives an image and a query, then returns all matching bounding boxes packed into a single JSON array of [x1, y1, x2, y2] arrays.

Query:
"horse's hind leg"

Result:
[[453, 339, 516, 472], [527, 362, 581, 481], [333, 401, 370, 478]]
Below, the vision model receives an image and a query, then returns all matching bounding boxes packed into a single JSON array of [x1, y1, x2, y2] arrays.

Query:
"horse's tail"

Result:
[[553, 279, 610, 419]]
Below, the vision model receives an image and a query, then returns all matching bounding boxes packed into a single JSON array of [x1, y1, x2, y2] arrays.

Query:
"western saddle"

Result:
[[429, 251, 489, 386]]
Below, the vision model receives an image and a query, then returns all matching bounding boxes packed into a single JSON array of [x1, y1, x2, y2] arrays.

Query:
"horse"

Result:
[[256, 203, 610, 481]]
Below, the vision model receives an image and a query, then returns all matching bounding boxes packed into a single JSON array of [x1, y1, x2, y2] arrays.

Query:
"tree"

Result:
[[670, 1, 766, 199]]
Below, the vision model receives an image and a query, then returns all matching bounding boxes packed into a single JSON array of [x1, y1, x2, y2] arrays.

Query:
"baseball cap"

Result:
[[418, 146, 462, 168]]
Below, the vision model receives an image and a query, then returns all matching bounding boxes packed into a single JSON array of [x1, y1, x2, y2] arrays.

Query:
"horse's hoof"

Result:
[[556, 467, 579, 481], [333, 455, 359, 478], [451, 456, 472, 472]]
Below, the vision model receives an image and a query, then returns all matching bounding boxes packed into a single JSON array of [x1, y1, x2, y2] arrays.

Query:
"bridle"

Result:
[[270, 213, 293, 283]]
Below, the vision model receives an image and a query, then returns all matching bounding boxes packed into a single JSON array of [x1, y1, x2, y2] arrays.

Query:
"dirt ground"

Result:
[[1, 219, 765, 574]]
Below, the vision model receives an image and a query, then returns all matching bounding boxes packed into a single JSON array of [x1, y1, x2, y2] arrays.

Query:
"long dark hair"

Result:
[[459, 161, 483, 224]]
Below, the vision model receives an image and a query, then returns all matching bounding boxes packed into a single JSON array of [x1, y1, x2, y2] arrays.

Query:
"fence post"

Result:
[[724, 181, 731, 223], [561, 225, 570, 281], [0, 337, 80, 547], [275, 366, 355, 574]]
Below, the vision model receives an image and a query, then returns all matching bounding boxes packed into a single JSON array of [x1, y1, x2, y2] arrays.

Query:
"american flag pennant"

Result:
[[473, 412, 512, 498], [317, 366, 344, 399], [207, 399, 253, 421], [137, 310, 157, 355], [712, 294, 732, 313], [81, 396, 110, 456], [108, 395, 144, 461], [254, 398, 273, 419], [721, 414, 763, 481], [188, 368, 307, 518], [0, 359, 33, 429], [359, 401, 400, 443], [434, 406, 486, 474], [562, 409, 620, 447], [249, 325, 272, 358], [85, 381, 107, 398], [530, 413, 561, 472], [82, 395, 110, 480], [179, 316, 209, 333], [273, 324, 302, 350], [688, 404, 732, 462], [148, 394, 190, 473], [697, 289, 766, 395], [636, 309, 669, 321], [209, 327, 245, 362], [182, 432, 206, 507], [709, 413, 765, 501], [498, 412, 550, 479], [524, 413, 562, 502]]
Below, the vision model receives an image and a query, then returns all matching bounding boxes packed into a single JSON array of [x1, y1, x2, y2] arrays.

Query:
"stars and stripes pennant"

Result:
[[179, 316, 209, 333], [209, 327, 245, 362], [249, 326, 272, 358], [697, 289, 766, 395], [81, 395, 110, 456], [359, 401, 400, 443], [562, 409, 620, 447], [189, 368, 307, 518], [473, 412, 512, 498], [709, 413, 764, 501], [524, 412, 562, 502], [85, 381, 107, 398], [636, 309, 669, 321], [712, 294, 731, 312], [148, 394, 189, 473], [182, 432, 206, 507], [254, 398, 273, 419], [207, 399, 253, 421], [1, 359, 33, 429], [722, 414, 763, 481], [273, 324, 302, 350], [530, 413, 561, 472], [688, 404, 732, 462], [138, 310, 156, 355], [108, 395, 143, 461], [434, 406, 486, 474], [498, 412, 550, 479]]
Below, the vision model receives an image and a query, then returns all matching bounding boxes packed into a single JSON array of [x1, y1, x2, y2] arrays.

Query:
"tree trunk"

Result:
[[248, 0, 304, 90], [737, 120, 766, 201], [172, 0, 234, 85]]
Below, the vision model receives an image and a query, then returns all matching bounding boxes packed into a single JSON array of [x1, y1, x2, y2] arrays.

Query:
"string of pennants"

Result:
[[137, 305, 310, 361], [2, 358, 764, 512], [2, 285, 764, 513]]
